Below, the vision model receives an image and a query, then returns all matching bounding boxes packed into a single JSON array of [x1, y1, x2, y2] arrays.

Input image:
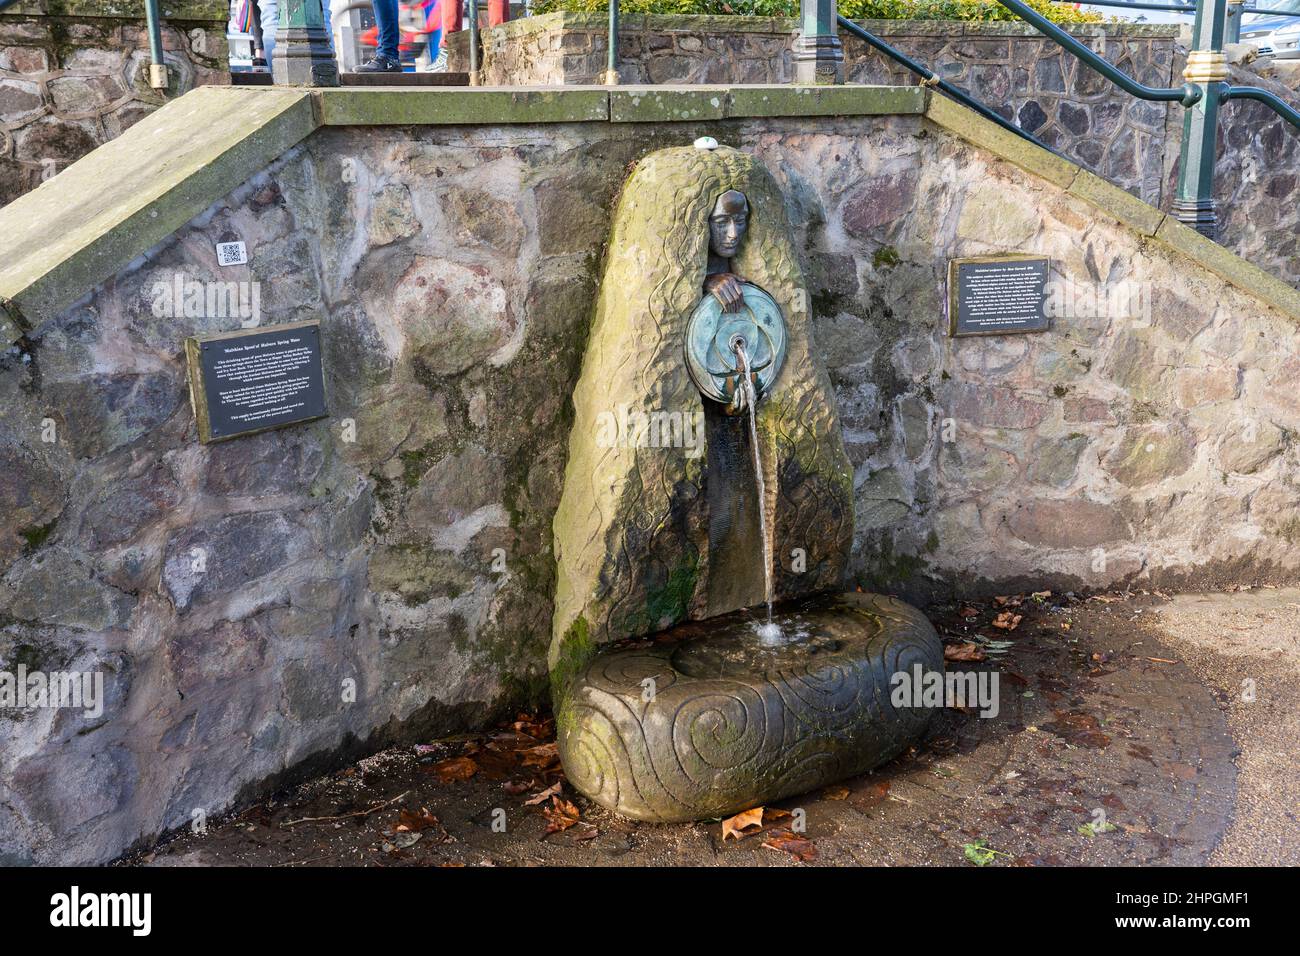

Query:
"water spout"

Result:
[[734, 343, 784, 646]]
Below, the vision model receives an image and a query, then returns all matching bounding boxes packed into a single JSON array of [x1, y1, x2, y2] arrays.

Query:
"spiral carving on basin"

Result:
[[558, 593, 944, 822]]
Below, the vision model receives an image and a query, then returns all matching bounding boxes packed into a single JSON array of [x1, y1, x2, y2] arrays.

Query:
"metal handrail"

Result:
[[837, 16, 1058, 153], [997, 0, 1201, 104], [1051, 0, 1300, 14], [1224, 84, 1300, 127]]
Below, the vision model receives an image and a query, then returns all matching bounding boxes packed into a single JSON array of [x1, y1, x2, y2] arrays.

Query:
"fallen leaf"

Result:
[[541, 797, 581, 833], [994, 595, 1024, 608], [963, 838, 1010, 866], [944, 642, 985, 662], [761, 829, 818, 862], [430, 756, 478, 782], [821, 785, 850, 801], [1031, 591, 1052, 600], [519, 742, 560, 769], [1077, 821, 1117, 837], [395, 807, 439, 832], [848, 780, 891, 811], [721, 807, 765, 841], [524, 782, 562, 806], [992, 612, 1023, 631], [958, 606, 981, 619]]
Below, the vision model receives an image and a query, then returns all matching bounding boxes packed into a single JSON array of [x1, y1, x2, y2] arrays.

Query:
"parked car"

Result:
[[1243, 14, 1300, 59]]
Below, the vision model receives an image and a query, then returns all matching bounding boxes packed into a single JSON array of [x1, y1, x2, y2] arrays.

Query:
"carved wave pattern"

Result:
[[557, 593, 944, 823]]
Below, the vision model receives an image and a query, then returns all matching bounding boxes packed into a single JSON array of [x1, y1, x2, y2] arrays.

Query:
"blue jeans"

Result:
[[372, 0, 400, 61]]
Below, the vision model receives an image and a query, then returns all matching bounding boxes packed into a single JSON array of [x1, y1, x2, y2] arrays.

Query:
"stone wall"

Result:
[[450, 14, 1300, 285], [3, 91, 1300, 864], [0, 0, 228, 205], [1212, 63, 1300, 290], [449, 13, 1180, 205]]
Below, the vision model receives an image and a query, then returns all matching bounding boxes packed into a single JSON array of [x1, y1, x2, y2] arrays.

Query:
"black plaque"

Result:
[[948, 255, 1050, 336], [185, 321, 327, 443]]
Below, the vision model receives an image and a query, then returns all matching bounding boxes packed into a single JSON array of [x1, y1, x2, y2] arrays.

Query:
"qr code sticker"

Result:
[[216, 241, 248, 266]]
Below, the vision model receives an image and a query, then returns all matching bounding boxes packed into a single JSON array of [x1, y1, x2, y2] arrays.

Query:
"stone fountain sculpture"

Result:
[[550, 144, 944, 822]]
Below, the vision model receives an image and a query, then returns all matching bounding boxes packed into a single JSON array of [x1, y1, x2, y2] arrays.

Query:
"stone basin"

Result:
[[556, 591, 945, 822]]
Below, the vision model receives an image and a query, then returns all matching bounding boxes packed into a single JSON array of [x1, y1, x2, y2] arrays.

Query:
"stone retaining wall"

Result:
[[449, 13, 1181, 205], [2, 87, 1299, 864], [0, 0, 228, 205], [449, 14, 1300, 286]]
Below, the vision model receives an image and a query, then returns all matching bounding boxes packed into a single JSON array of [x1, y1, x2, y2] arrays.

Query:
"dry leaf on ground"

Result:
[[430, 756, 478, 782], [721, 807, 765, 840], [524, 782, 563, 806], [821, 785, 850, 801], [519, 742, 560, 769], [762, 829, 818, 862], [395, 807, 439, 832], [944, 642, 986, 662], [992, 612, 1023, 631], [541, 797, 581, 833]]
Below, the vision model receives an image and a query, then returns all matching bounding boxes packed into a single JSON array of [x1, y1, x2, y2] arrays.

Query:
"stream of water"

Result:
[[735, 344, 784, 646]]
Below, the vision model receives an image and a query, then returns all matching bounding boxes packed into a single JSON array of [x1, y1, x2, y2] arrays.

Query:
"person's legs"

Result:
[[356, 0, 401, 70], [373, 0, 400, 62], [260, 0, 277, 65]]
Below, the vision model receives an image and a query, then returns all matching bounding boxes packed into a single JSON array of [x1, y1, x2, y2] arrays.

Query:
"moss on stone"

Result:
[[550, 614, 595, 705], [18, 520, 56, 554], [873, 245, 901, 269]]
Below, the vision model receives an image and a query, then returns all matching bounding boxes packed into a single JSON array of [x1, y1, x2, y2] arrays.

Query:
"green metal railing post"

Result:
[[144, 0, 168, 89], [469, 0, 480, 85], [794, 0, 843, 84], [1174, 0, 1230, 237], [271, 0, 339, 86], [1225, 0, 1245, 44], [603, 0, 620, 85]]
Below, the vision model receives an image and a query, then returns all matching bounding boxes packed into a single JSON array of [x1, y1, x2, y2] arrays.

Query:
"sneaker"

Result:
[[355, 55, 402, 74]]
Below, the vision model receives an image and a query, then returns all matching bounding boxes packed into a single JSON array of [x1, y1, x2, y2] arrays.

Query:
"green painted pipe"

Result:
[[145, 0, 165, 66], [608, 0, 619, 78], [1224, 85, 1300, 129]]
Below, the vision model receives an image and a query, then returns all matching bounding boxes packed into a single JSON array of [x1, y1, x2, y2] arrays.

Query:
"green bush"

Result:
[[532, 0, 1102, 24]]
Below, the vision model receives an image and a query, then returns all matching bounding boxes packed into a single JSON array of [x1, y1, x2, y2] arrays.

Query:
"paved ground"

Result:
[[127, 588, 1299, 867]]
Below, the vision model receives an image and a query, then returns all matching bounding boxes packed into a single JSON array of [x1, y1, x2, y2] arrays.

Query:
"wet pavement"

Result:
[[127, 588, 1299, 867]]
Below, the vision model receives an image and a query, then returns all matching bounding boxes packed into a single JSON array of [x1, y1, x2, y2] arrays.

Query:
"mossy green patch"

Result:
[[873, 245, 901, 269], [19, 520, 56, 554]]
